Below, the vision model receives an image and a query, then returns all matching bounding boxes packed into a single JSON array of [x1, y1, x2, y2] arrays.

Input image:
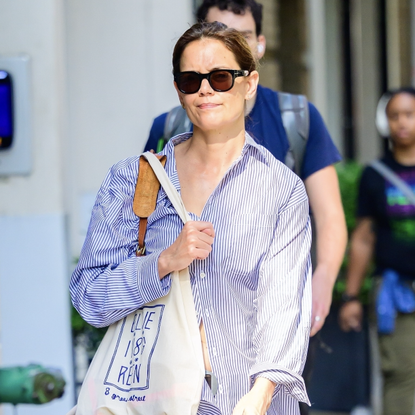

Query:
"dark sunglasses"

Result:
[[174, 69, 249, 94]]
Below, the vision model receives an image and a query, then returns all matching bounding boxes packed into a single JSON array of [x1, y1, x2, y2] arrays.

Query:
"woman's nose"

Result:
[[199, 78, 213, 95]]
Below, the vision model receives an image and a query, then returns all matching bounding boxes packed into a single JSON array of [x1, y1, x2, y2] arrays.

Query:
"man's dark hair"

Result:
[[196, 0, 263, 36]]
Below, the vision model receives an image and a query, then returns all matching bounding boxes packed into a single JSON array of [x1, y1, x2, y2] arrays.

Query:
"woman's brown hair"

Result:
[[172, 21, 257, 75]]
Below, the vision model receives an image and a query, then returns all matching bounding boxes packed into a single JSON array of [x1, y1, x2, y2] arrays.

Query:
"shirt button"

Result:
[[219, 384, 223, 394], [205, 309, 210, 317], [200, 272, 206, 279], [212, 347, 217, 356]]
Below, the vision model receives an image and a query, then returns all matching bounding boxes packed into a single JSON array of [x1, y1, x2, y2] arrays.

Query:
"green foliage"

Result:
[[336, 161, 363, 234], [333, 161, 373, 304], [332, 269, 373, 304], [71, 303, 106, 355]]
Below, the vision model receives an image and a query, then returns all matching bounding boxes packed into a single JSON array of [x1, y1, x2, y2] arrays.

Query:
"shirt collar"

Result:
[[242, 131, 269, 165], [165, 131, 268, 164], [157, 130, 269, 204]]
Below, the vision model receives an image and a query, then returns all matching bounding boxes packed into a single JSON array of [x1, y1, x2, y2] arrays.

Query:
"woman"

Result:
[[71, 22, 312, 415], [340, 88, 415, 415]]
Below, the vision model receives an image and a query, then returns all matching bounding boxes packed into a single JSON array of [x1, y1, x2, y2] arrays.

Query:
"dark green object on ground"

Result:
[[0, 364, 65, 404]]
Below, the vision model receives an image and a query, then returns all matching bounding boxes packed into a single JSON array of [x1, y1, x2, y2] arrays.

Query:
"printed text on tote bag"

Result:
[[104, 305, 165, 393]]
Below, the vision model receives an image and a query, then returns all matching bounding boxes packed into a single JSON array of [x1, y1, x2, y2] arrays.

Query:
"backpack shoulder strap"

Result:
[[133, 154, 167, 255], [369, 159, 415, 206], [158, 106, 192, 152], [277, 92, 310, 177]]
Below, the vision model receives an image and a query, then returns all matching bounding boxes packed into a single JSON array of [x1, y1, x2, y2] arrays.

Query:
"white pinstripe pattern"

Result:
[[70, 132, 312, 414]]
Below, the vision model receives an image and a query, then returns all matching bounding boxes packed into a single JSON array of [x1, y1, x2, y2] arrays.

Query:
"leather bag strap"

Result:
[[142, 151, 190, 224], [133, 154, 167, 255]]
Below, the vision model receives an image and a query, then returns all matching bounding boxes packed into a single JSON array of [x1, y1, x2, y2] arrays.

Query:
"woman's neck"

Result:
[[245, 92, 257, 116], [182, 124, 246, 168], [174, 122, 246, 217]]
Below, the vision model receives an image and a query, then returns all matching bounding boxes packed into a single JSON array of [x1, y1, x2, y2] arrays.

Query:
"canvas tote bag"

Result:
[[71, 152, 205, 415]]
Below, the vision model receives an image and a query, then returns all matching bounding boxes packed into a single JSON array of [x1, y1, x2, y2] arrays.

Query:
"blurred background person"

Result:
[[340, 87, 415, 415]]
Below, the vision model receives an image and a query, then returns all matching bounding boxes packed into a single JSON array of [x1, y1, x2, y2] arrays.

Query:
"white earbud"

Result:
[[257, 44, 264, 54]]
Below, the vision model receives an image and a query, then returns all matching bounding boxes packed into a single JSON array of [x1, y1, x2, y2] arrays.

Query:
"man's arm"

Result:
[[304, 165, 348, 336], [339, 218, 375, 332]]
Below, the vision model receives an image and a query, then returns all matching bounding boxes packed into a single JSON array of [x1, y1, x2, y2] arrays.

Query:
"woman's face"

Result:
[[387, 93, 415, 147], [174, 38, 258, 133]]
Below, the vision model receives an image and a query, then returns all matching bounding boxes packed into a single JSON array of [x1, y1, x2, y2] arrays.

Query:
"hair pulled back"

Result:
[[172, 21, 257, 76]]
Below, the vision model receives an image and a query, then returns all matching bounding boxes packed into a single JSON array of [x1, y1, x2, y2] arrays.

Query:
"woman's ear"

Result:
[[245, 71, 259, 101], [174, 81, 185, 108]]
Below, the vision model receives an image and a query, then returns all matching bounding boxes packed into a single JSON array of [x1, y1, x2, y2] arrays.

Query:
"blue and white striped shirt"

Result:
[[70, 133, 312, 415]]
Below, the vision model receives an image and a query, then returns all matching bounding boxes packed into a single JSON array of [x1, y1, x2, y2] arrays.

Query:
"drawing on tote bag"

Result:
[[104, 305, 165, 392]]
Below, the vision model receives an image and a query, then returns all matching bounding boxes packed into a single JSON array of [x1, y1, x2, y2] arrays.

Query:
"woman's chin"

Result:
[[193, 115, 243, 133]]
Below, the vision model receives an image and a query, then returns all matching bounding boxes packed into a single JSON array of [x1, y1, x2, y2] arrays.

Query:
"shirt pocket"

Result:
[[221, 214, 277, 278]]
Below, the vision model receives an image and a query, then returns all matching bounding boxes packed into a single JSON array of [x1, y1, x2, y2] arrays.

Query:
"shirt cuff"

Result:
[[136, 249, 172, 305], [250, 364, 310, 405]]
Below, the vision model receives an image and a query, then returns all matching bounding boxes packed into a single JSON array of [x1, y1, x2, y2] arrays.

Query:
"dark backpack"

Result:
[[157, 91, 310, 176]]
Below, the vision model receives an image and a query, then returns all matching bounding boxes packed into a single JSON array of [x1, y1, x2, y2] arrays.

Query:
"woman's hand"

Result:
[[157, 221, 214, 278], [232, 377, 274, 415]]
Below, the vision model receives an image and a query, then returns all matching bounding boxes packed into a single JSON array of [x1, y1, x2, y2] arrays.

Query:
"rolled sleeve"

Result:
[[251, 368, 310, 404], [136, 249, 172, 305]]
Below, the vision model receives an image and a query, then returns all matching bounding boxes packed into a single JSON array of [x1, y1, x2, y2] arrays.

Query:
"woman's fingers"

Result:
[[182, 222, 214, 253], [185, 221, 215, 237], [158, 221, 215, 277]]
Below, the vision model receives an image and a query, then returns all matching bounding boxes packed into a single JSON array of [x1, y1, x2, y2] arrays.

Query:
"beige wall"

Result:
[[259, 0, 281, 90], [350, 0, 382, 163]]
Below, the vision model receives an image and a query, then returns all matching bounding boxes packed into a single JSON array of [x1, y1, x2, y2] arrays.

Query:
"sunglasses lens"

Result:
[[178, 73, 200, 94], [210, 71, 233, 91]]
